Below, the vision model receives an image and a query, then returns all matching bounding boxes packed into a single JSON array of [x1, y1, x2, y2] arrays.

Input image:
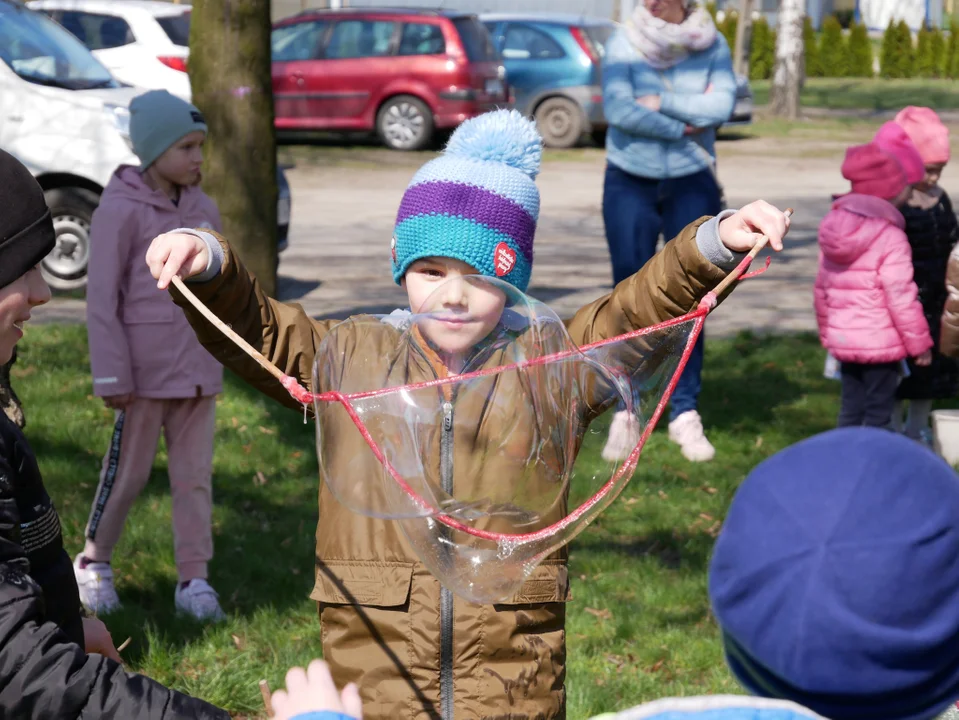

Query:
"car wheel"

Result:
[[534, 97, 583, 149], [377, 95, 434, 151], [41, 187, 98, 292]]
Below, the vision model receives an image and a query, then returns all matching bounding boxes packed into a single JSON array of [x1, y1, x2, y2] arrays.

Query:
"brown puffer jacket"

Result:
[[942, 244, 959, 359], [171, 217, 729, 720]]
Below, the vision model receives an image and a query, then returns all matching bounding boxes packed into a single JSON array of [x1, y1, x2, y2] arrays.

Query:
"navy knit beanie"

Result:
[[709, 427, 959, 720]]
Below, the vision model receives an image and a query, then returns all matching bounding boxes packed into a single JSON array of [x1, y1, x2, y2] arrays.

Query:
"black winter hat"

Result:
[[0, 150, 55, 289]]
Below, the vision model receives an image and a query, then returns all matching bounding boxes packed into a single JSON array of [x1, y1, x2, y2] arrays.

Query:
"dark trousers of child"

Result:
[[839, 361, 900, 428]]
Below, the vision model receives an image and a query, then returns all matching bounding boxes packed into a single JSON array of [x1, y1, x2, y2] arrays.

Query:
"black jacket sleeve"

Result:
[[0, 426, 230, 719]]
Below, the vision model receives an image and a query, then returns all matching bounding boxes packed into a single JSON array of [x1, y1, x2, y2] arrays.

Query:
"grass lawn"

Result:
[[751, 77, 959, 111], [13, 324, 908, 717]]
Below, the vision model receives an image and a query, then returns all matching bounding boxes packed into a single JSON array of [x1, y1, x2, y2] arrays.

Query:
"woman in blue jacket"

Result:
[[600, 0, 736, 463]]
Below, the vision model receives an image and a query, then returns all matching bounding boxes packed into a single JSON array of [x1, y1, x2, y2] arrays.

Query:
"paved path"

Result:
[[34, 121, 959, 340]]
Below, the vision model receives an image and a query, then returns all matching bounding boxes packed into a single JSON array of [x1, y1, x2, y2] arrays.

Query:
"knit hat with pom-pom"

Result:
[[391, 109, 543, 292]]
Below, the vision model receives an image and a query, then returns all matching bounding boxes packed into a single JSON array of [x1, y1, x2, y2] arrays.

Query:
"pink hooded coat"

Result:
[[87, 166, 224, 398], [815, 193, 933, 363]]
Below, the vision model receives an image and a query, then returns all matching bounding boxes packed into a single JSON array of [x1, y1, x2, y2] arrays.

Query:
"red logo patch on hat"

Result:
[[494, 242, 516, 277]]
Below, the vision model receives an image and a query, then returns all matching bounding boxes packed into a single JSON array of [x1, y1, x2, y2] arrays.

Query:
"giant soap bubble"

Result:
[[312, 275, 702, 603]]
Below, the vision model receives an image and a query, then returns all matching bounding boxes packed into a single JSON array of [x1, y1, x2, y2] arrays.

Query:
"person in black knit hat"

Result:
[[0, 148, 231, 718]]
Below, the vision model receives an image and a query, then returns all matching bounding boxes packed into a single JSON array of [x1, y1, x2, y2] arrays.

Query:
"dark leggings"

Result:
[[838, 362, 900, 429]]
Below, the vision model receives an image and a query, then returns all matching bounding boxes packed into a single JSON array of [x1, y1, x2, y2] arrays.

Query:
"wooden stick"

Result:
[[171, 276, 288, 386], [259, 679, 274, 718], [708, 207, 794, 300]]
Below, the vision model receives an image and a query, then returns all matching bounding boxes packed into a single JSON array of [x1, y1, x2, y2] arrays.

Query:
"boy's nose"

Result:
[[28, 268, 51, 307], [443, 277, 467, 306]]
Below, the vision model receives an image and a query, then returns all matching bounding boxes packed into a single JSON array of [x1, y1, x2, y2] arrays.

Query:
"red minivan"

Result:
[[271, 8, 510, 150]]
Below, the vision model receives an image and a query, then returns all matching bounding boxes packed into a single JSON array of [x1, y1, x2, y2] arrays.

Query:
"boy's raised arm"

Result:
[[148, 230, 338, 412], [566, 202, 789, 346]]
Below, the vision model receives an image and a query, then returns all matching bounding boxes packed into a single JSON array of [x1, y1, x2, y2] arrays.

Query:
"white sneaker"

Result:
[[175, 579, 226, 622], [602, 410, 641, 462], [668, 410, 716, 462], [73, 554, 121, 614]]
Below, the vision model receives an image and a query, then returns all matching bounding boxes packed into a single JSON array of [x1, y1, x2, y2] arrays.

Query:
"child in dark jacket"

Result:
[[889, 107, 959, 442]]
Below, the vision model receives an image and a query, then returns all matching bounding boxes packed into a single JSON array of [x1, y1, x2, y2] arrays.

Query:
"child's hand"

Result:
[[270, 660, 362, 720], [82, 616, 122, 663], [146, 232, 211, 290], [719, 201, 791, 254], [915, 350, 933, 367], [102, 393, 136, 411], [636, 95, 662, 111]]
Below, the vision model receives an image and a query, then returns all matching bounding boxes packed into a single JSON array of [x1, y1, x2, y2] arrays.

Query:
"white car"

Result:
[[1, 0, 290, 291], [28, 0, 191, 100]]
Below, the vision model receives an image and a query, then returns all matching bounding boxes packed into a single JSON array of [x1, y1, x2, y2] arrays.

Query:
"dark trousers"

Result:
[[602, 163, 721, 420], [838, 362, 901, 428]]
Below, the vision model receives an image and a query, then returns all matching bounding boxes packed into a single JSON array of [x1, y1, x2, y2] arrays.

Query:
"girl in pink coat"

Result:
[[815, 141, 933, 428], [77, 90, 226, 621]]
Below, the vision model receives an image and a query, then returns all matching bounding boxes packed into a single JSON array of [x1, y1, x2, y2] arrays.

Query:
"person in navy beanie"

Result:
[[709, 427, 959, 720]]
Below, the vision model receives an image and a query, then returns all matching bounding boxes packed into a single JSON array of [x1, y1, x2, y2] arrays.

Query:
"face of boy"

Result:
[[0, 267, 50, 365], [403, 257, 507, 360], [153, 131, 206, 187], [918, 163, 946, 193]]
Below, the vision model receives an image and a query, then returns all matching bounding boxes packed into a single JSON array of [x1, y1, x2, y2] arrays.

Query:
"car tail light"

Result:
[[158, 56, 188, 73], [570, 26, 600, 64]]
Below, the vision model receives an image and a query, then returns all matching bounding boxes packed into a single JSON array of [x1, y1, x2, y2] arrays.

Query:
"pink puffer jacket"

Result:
[[815, 193, 933, 363]]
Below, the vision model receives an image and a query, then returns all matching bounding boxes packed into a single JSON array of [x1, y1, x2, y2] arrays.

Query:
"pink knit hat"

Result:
[[895, 106, 951, 165], [873, 121, 925, 184], [841, 142, 908, 200]]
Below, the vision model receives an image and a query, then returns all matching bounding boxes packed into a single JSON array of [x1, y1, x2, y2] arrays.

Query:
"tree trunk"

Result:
[[0, 349, 25, 429], [189, 0, 278, 297], [733, 0, 755, 77], [770, 0, 805, 119]]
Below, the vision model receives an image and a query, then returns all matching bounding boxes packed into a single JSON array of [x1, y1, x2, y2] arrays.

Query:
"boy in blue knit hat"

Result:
[[710, 427, 959, 720], [143, 109, 791, 720]]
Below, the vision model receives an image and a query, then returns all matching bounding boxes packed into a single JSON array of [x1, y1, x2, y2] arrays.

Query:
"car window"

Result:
[[398, 22, 445, 56], [585, 24, 614, 58], [0, 2, 116, 89], [326, 20, 396, 59], [502, 24, 565, 60], [157, 12, 191, 47], [59, 10, 135, 50], [451, 16, 498, 61], [271, 20, 327, 62]]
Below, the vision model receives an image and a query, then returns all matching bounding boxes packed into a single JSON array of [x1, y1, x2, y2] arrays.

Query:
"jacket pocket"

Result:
[[497, 560, 570, 606], [310, 561, 414, 607]]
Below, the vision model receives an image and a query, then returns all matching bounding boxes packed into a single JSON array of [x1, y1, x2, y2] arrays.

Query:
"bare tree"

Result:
[[189, 0, 279, 296], [770, 0, 805, 119]]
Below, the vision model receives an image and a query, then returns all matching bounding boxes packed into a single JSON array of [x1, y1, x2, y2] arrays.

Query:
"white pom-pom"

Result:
[[443, 109, 543, 179]]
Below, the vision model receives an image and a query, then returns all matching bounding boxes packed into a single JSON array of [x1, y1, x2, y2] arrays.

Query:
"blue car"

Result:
[[481, 13, 614, 148], [482, 13, 753, 149]]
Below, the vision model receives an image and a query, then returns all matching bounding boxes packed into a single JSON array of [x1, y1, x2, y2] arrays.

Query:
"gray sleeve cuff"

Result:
[[695, 209, 745, 271], [168, 228, 224, 282]]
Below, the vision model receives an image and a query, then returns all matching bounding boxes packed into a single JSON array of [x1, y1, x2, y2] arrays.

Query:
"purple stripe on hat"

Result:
[[397, 181, 535, 263]]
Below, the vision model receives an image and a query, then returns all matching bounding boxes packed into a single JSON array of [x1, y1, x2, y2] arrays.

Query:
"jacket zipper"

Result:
[[440, 400, 454, 720]]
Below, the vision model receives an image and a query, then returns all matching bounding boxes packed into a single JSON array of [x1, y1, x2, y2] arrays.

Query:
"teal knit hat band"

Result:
[[392, 110, 543, 292]]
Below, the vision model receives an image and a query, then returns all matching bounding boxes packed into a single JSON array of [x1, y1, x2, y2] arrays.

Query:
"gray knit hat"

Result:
[[129, 90, 207, 169]]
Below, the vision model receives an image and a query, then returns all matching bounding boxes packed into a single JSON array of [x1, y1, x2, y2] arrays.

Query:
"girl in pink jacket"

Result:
[[815, 140, 933, 428], [77, 90, 226, 621]]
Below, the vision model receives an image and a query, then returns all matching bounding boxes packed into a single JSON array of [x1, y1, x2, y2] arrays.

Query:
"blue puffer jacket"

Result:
[[602, 27, 736, 179]]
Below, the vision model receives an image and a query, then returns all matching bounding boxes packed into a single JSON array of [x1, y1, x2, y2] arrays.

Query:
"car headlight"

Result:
[[104, 103, 133, 150]]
